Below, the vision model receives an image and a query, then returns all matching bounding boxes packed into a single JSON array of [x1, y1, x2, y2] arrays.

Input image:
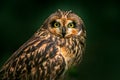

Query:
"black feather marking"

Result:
[[39, 42, 54, 64], [79, 40, 85, 47], [26, 46, 37, 53], [36, 40, 49, 48], [55, 54, 66, 79], [49, 46, 58, 58]]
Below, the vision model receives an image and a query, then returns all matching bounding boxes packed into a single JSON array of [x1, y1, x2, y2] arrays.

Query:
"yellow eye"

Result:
[[54, 22, 60, 28], [68, 22, 75, 28]]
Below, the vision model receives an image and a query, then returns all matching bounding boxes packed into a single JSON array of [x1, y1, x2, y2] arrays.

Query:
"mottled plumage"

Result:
[[0, 9, 86, 80]]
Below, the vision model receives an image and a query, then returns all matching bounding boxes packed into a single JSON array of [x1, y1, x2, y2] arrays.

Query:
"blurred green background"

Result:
[[0, 0, 120, 80]]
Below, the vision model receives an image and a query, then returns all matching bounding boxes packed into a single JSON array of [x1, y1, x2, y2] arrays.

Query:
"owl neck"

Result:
[[53, 35, 84, 69]]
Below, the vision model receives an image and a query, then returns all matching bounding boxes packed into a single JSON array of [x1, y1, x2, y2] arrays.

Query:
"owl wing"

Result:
[[0, 29, 66, 80]]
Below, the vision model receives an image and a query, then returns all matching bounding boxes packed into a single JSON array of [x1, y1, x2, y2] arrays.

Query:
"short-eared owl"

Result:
[[0, 9, 86, 80]]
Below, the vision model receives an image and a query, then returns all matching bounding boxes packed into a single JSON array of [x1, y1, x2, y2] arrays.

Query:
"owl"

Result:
[[0, 9, 86, 80]]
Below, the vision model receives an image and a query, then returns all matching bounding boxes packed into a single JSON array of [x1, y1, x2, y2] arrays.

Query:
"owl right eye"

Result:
[[51, 21, 60, 28], [67, 22, 76, 28]]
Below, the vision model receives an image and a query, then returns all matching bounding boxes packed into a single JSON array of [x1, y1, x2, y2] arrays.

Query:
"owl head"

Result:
[[42, 9, 85, 38]]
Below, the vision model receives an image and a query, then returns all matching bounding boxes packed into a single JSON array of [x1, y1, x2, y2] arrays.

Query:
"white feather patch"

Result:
[[77, 30, 82, 35]]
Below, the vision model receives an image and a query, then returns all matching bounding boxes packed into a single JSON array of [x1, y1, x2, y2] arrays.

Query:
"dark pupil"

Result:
[[69, 23, 72, 26]]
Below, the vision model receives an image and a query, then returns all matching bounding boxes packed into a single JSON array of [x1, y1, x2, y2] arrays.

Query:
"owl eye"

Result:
[[51, 21, 61, 28], [67, 22, 75, 28], [53, 22, 60, 28]]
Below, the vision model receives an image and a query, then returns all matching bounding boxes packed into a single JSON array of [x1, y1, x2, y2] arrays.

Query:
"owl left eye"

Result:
[[51, 21, 61, 28], [54, 22, 60, 28], [67, 22, 75, 28]]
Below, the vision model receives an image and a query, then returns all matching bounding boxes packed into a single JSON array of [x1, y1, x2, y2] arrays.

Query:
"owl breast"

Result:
[[36, 29, 84, 79], [50, 33, 84, 71]]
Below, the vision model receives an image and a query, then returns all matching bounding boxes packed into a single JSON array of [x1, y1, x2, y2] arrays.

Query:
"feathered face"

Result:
[[43, 10, 85, 38]]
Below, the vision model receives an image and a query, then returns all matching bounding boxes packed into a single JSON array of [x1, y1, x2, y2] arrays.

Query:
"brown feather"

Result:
[[0, 9, 86, 80]]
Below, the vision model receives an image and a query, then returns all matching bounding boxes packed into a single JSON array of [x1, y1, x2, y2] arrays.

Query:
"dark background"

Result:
[[0, 0, 120, 80]]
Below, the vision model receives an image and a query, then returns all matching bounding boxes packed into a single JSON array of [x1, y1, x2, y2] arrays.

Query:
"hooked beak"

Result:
[[62, 27, 66, 37]]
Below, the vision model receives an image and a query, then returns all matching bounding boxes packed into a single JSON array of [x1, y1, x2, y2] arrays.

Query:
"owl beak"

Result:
[[62, 27, 66, 37]]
